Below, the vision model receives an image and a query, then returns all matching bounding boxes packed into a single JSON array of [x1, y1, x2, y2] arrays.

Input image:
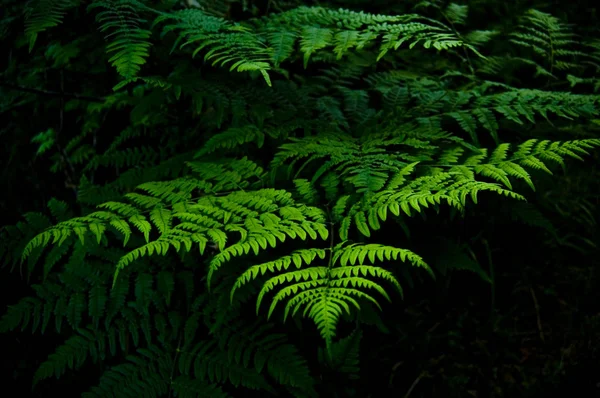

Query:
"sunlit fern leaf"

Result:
[[231, 242, 429, 343]]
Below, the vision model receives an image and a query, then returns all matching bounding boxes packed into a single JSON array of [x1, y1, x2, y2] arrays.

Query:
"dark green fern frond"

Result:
[[213, 319, 315, 391], [195, 125, 267, 157], [177, 340, 275, 392], [89, 0, 152, 79], [382, 84, 600, 144], [156, 9, 273, 85], [25, 0, 80, 51], [83, 345, 171, 397], [259, 6, 479, 65], [272, 133, 433, 195], [510, 9, 581, 75], [502, 201, 556, 234], [34, 327, 102, 385], [318, 328, 362, 378], [428, 238, 491, 283], [170, 376, 232, 398], [84, 146, 162, 172]]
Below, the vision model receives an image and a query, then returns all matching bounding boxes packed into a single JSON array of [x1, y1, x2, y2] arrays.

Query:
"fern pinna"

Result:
[[1, 0, 599, 396]]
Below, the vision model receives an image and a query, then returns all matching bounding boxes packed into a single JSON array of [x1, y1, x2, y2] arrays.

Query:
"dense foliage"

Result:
[[1, 0, 599, 397]]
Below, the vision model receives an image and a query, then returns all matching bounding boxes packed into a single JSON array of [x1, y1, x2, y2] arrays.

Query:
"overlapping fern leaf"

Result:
[[273, 131, 599, 240], [510, 9, 586, 77], [3, 1, 600, 396], [14, 133, 600, 348], [156, 5, 479, 84], [1, 211, 316, 396], [21, 158, 329, 288], [368, 76, 600, 144]]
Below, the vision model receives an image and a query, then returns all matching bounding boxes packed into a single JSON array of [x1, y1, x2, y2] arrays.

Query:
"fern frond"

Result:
[[318, 328, 362, 378], [25, 0, 80, 51], [231, 242, 429, 344], [89, 0, 152, 79], [214, 319, 315, 391], [170, 376, 232, 398], [83, 345, 171, 397], [157, 9, 272, 85], [34, 328, 100, 385], [177, 340, 275, 392], [195, 125, 266, 157], [449, 138, 600, 190], [509, 9, 584, 75]]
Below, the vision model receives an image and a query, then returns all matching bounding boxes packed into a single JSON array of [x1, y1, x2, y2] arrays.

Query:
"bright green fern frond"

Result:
[[231, 242, 429, 343], [294, 179, 320, 205], [444, 138, 600, 191]]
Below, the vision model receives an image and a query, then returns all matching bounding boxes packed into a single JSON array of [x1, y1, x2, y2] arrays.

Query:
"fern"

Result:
[[89, 0, 153, 79], [3, 2, 600, 397], [318, 328, 362, 378], [232, 242, 429, 345], [510, 9, 582, 76], [156, 9, 273, 85], [25, 0, 80, 51]]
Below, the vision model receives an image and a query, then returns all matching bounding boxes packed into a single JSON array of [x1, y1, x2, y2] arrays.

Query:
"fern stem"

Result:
[[403, 371, 426, 398], [530, 286, 545, 343], [482, 239, 495, 314], [440, 11, 474, 75], [168, 336, 183, 397]]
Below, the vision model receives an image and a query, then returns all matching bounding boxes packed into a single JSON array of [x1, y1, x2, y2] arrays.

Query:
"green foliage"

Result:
[[89, 0, 153, 79], [1, 0, 600, 396], [25, 0, 80, 51]]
